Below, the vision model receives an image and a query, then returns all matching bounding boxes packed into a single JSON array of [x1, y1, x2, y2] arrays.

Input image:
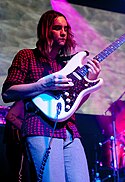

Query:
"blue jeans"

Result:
[[25, 130, 90, 182]]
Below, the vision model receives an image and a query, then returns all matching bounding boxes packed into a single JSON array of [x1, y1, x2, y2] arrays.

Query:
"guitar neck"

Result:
[[77, 34, 125, 77], [94, 33, 125, 63]]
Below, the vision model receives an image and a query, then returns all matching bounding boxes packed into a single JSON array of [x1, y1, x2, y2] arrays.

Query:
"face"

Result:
[[50, 16, 68, 48]]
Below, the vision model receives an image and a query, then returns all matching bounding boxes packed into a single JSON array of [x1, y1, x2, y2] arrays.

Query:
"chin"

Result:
[[59, 42, 66, 46]]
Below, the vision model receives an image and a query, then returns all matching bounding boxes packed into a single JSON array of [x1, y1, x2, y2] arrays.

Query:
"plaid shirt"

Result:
[[2, 48, 80, 139]]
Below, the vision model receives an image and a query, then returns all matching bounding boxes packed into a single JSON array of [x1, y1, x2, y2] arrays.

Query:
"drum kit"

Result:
[[92, 92, 125, 182]]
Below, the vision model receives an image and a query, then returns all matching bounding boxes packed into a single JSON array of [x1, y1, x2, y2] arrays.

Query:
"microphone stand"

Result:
[[105, 91, 125, 182], [110, 110, 119, 182]]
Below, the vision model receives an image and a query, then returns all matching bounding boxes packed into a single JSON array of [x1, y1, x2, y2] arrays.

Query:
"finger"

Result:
[[54, 83, 74, 90], [54, 74, 67, 79], [87, 59, 96, 67], [87, 59, 101, 73], [53, 74, 72, 83], [87, 62, 96, 73], [92, 59, 101, 69], [54, 78, 72, 84]]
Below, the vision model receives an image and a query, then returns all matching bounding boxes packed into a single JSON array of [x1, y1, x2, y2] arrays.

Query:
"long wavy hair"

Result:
[[36, 10, 76, 59]]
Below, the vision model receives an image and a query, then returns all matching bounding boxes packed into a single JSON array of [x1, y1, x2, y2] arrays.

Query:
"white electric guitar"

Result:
[[32, 34, 125, 122]]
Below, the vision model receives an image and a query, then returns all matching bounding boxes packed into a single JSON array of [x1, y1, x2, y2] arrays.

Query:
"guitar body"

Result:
[[32, 33, 125, 122], [32, 51, 103, 122]]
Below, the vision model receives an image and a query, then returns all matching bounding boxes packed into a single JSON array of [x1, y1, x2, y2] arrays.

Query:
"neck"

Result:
[[49, 45, 61, 60]]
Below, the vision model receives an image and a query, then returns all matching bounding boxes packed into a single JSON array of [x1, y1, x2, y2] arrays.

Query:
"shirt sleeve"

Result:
[[2, 49, 30, 93]]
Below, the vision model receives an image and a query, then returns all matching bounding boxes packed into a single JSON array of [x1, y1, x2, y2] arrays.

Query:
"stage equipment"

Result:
[[99, 92, 125, 181]]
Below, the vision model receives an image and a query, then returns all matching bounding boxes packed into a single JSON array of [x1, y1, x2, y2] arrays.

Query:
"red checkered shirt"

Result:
[[2, 48, 80, 139]]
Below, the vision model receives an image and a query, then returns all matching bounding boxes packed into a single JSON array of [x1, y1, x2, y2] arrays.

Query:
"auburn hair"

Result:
[[36, 10, 76, 59]]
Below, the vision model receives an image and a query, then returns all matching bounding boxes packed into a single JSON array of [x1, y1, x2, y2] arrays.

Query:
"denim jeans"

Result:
[[25, 130, 90, 182]]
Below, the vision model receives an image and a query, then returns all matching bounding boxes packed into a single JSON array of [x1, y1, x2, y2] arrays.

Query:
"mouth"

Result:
[[59, 39, 66, 43], [59, 38, 66, 41]]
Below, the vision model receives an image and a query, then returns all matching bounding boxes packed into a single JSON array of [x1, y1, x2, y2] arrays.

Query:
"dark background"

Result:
[[68, 0, 125, 13]]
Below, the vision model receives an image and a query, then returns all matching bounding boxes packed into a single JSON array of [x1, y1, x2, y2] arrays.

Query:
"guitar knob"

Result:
[[66, 105, 70, 110], [64, 91, 69, 97], [66, 98, 70, 103], [85, 83, 89, 87]]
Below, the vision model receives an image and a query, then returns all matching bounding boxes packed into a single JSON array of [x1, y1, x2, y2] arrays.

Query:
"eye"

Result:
[[52, 25, 62, 30], [64, 26, 68, 32], [52, 25, 68, 32]]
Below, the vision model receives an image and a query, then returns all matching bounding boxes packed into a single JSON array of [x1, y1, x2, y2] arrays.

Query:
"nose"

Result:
[[60, 28, 66, 37]]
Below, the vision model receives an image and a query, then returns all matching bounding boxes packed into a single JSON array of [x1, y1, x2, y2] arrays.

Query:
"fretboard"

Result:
[[94, 34, 125, 63], [78, 34, 125, 77]]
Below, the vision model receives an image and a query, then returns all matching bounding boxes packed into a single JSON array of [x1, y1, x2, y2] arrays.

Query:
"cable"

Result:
[[18, 154, 24, 182], [37, 102, 62, 182]]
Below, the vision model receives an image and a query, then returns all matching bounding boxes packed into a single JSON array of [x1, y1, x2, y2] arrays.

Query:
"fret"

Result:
[[111, 43, 119, 49], [97, 52, 107, 60], [77, 65, 88, 77], [94, 55, 103, 63], [108, 45, 116, 52], [103, 49, 111, 56]]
